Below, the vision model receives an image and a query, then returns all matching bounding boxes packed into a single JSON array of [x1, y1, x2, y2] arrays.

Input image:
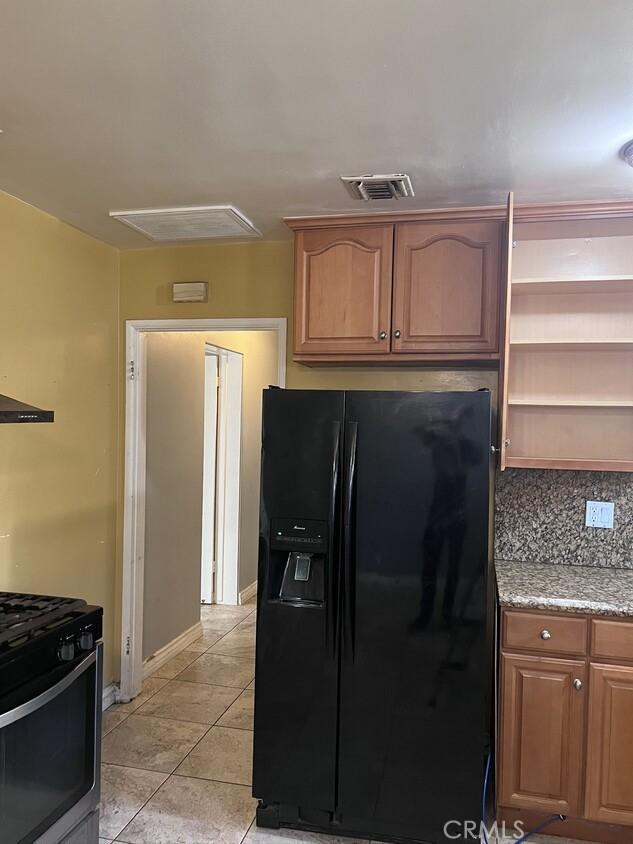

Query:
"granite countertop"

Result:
[[495, 559, 633, 618]]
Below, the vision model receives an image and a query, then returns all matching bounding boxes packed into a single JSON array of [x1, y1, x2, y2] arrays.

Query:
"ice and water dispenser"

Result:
[[269, 518, 327, 605]]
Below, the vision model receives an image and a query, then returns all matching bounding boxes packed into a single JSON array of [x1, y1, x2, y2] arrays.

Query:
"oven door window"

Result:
[[0, 654, 97, 844]]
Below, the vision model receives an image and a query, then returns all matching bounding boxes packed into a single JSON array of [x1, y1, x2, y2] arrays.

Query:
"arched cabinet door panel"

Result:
[[294, 225, 393, 355], [585, 663, 633, 825], [499, 654, 586, 817], [393, 220, 502, 353]]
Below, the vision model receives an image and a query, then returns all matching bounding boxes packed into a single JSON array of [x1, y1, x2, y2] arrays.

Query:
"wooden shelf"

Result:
[[508, 399, 633, 407], [503, 234, 633, 472], [505, 457, 633, 472], [512, 276, 633, 296], [506, 405, 633, 466], [510, 339, 633, 350]]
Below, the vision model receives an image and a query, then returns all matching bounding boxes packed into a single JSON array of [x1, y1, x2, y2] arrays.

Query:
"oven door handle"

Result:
[[0, 649, 97, 729]]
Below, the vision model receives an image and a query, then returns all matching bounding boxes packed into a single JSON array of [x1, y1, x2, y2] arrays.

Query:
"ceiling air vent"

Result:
[[109, 205, 261, 241], [340, 173, 414, 201]]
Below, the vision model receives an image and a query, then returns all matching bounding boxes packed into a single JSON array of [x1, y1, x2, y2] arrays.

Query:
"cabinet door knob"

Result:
[[379, 331, 387, 340], [394, 330, 401, 339], [540, 629, 552, 640], [573, 678, 583, 691]]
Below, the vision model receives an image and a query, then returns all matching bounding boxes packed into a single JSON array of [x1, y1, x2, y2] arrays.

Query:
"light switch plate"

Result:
[[585, 500, 615, 529]]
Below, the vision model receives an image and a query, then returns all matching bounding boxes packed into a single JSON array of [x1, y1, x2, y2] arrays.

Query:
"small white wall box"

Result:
[[172, 281, 208, 303], [585, 500, 615, 529]]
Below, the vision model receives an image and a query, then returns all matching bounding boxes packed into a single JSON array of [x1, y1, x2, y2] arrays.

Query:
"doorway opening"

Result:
[[120, 318, 286, 701]]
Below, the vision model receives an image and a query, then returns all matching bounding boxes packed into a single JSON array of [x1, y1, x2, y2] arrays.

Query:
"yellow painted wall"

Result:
[[119, 241, 496, 397], [0, 190, 119, 684]]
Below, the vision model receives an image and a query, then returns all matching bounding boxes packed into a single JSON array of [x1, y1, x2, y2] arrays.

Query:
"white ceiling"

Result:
[[1, 0, 633, 248]]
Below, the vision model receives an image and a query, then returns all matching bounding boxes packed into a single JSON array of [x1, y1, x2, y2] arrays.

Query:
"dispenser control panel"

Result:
[[270, 518, 328, 554]]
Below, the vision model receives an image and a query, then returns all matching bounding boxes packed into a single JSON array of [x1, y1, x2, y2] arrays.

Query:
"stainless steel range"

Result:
[[0, 592, 103, 844]]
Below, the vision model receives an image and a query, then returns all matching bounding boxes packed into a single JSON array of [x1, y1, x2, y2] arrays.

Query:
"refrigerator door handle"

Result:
[[343, 420, 358, 662], [327, 421, 342, 657]]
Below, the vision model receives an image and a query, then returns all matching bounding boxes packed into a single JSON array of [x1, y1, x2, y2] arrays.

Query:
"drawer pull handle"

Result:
[[540, 629, 552, 640], [573, 678, 583, 691]]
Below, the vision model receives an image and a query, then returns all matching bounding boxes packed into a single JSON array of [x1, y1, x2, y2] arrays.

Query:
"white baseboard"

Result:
[[142, 621, 203, 680], [102, 683, 117, 711], [239, 580, 257, 605]]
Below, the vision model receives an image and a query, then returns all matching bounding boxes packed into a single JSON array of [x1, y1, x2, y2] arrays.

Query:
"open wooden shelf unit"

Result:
[[504, 236, 633, 471]]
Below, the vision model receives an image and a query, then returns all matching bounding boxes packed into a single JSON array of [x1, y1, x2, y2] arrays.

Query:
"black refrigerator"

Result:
[[253, 389, 494, 844]]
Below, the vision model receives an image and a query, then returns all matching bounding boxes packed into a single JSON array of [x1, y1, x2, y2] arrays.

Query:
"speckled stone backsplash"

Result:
[[495, 469, 633, 569]]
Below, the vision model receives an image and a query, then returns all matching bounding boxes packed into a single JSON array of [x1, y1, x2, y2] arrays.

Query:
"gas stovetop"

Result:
[[0, 592, 87, 646], [0, 591, 102, 695]]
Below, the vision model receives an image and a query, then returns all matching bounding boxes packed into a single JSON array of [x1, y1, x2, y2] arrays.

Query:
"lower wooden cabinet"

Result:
[[499, 654, 585, 816], [499, 608, 633, 835], [585, 663, 633, 825]]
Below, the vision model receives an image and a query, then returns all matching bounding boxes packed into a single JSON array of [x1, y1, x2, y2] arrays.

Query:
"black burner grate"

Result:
[[0, 592, 86, 646]]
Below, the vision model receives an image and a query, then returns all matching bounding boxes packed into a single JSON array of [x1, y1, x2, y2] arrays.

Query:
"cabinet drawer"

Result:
[[503, 610, 587, 656], [591, 618, 633, 661]]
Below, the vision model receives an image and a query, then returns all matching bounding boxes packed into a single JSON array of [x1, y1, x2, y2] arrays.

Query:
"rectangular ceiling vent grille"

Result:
[[109, 205, 261, 241], [340, 173, 414, 201]]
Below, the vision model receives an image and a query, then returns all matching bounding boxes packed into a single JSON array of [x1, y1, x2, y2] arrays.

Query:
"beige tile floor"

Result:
[[101, 602, 258, 844], [100, 603, 580, 844]]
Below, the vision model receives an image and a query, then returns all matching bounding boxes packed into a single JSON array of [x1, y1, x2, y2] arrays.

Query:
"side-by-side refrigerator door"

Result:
[[253, 389, 344, 815], [338, 390, 492, 843]]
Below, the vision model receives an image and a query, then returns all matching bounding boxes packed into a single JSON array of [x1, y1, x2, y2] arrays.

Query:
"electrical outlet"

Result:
[[585, 500, 615, 529]]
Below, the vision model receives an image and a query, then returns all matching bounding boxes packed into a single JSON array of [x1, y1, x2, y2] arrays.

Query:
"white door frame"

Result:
[[200, 352, 220, 605], [120, 317, 286, 701], [200, 344, 243, 607]]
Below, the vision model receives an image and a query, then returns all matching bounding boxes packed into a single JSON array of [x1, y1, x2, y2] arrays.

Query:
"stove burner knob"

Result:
[[59, 636, 75, 662], [79, 630, 94, 651]]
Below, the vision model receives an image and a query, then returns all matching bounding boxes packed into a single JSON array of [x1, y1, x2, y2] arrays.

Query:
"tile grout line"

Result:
[[105, 605, 256, 842], [102, 678, 164, 736], [108, 719, 213, 841], [101, 760, 172, 776], [163, 662, 254, 799], [170, 693, 239, 768], [109, 713, 221, 837], [122, 615, 254, 723], [132, 686, 253, 727], [239, 817, 258, 844], [104, 765, 166, 842], [152, 612, 255, 683], [190, 614, 255, 655], [202, 606, 257, 844], [170, 770, 253, 788], [193, 605, 258, 841], [144, 676, 252, 690], [158, 656, 253, 686]]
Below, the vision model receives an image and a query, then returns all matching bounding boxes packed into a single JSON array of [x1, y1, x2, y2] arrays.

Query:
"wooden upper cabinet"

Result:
[[499, 654, 586, 817], [392, 220, 502, 354], [294, 225, 393, 355], [585, 664, 633, 825]]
